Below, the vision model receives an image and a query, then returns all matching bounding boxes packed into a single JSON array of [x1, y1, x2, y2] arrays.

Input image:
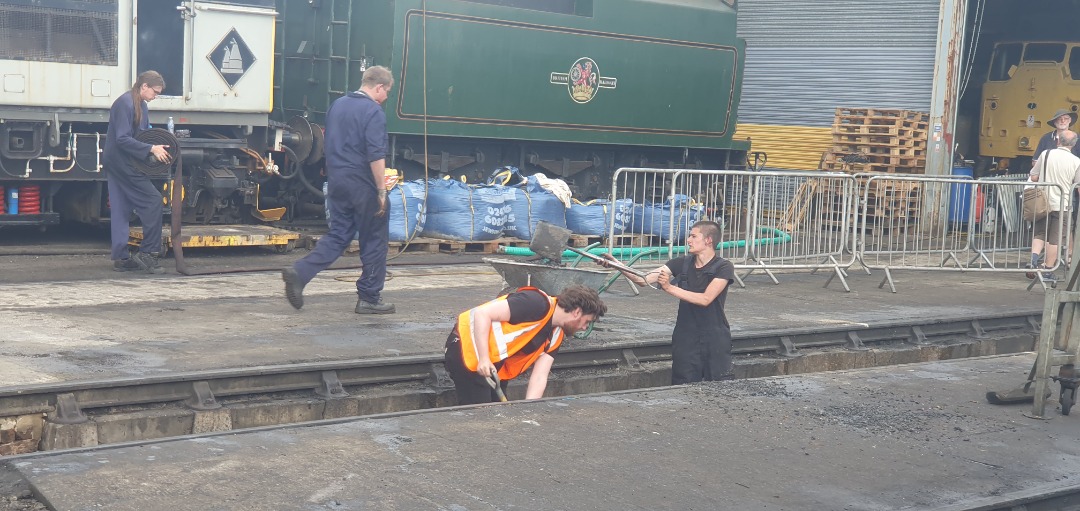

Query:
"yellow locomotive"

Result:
[[979, 41, 1080, 172]]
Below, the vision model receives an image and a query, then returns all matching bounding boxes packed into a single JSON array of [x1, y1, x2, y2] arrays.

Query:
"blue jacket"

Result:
[[324, 91, 388, 203], [103, 91, 153, 175]]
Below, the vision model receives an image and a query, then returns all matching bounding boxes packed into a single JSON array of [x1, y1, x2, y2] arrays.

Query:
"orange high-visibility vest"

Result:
[[457, 287, 564, 381]]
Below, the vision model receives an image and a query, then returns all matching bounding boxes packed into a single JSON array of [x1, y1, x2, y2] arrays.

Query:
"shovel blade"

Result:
[[985, 383, 1048, 405], [530, 221, 573, 261]]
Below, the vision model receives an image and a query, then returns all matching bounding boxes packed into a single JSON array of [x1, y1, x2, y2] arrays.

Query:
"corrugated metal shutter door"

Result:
[[735, 0, 941, 169], [737, 0, 941, 126]]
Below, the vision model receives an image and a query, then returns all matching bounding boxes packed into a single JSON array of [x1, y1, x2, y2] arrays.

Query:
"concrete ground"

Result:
[[0, 241, 1045, 386], [7, 353, 1076, 510]]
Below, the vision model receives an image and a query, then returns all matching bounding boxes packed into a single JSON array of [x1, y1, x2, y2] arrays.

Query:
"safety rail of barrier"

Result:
[[671, 169, 860, 291], [857, 173, 1068, 292], [608, 168, 863, 291], [965, 177, 1070, 293], [604, 168, 1074, 294]]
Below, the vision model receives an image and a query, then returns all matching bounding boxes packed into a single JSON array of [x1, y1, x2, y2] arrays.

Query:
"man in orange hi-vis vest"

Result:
[[444, 285, 607, 405]]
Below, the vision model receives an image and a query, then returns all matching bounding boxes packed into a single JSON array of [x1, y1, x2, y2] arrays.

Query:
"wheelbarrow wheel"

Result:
[[1061, 387, 1075, 416]]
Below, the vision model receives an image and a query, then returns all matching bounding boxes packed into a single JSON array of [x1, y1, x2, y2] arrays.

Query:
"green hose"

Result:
[[498, 227, 793, 259]]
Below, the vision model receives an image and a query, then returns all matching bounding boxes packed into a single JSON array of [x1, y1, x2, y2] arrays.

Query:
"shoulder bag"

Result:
[[1022, 153, 1052, 222]]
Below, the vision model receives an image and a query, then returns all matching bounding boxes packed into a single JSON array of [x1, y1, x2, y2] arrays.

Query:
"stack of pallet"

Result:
[[821, 108, 929, 174], [813, 108, 929, 230]]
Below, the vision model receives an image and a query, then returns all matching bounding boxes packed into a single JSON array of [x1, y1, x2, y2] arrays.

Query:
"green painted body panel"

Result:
[[275, 0, 745, 151]]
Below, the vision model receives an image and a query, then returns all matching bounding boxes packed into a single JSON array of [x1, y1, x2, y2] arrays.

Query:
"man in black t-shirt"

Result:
[[600, 220, 736, 384]]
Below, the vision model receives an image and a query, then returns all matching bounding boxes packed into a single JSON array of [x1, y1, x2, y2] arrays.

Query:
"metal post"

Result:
[[926, 0, 967, 177], [924, 0, 968, 236]]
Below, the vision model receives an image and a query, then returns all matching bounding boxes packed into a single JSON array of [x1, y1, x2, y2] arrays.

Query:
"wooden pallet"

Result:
[[568, 234, 599, 248], [826, 160, 925, 174], [383, 237, 444, 254], [834, 107, 930, 122], [861, 163, 924, 174], [824, 151, 925, 165], [776, 180, 818, 231], [437, 238, 507, 254], [385, 237, 529, 254], [831, 124, 926, 138], [832, 136, 926, 150], [610, 233, 662, 247], [834, 119, 928, 132], [566, 234, 642, 248], [830, 108, 930, 176]]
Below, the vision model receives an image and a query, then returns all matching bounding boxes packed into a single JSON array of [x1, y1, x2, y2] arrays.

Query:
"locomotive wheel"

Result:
[[1061, 388, 1074, 416], [286, 116, 315, 163]]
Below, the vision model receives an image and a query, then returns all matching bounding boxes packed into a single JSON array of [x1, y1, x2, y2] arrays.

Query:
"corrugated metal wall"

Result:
[[736, 0, 942, 169], [733, 124, 834, 170]]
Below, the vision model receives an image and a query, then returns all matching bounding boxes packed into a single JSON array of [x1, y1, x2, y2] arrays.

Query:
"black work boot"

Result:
[[132, 252, 164, 274], [355, 297, 395, 314], [113, 258, 141, 272], [281, 267, 304, 309]]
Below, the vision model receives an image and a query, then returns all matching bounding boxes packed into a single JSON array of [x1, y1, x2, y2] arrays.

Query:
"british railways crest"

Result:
[[550, 57, 617, 104]]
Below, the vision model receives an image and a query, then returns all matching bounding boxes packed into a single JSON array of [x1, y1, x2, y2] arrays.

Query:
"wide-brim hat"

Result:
[[1048, 108, 1077, 126]]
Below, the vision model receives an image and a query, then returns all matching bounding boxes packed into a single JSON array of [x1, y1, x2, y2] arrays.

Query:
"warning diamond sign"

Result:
[[207, 28, 255, 89]]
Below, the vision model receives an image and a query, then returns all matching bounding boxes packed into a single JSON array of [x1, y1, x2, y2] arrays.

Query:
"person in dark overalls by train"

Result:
[[104, 71, 172, 274], [282, 66, 395, 314], [599, 221, 736, 384]]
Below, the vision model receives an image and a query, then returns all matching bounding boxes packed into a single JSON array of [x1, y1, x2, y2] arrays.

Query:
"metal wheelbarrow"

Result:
[[486, 221, 658, 296]]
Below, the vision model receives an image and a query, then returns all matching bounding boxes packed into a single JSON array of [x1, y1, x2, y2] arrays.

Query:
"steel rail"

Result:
[[0, 310, 1040, 419]]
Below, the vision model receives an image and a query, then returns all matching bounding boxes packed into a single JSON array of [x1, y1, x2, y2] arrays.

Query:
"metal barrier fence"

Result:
[[608, 168, 859, 290], [856, 174, 1068, 292], [604, 167, 1075, 293], [672, 169, 859, 290]]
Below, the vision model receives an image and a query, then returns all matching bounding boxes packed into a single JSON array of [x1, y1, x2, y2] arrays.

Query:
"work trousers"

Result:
[[444, 332, 507, 405], [294, 188, 389, 304], [671, 328, 733, 385], [107, 166, 163, 260]]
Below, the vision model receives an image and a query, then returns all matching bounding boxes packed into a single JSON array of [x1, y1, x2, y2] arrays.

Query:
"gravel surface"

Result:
[[0, 495, 46, 511]]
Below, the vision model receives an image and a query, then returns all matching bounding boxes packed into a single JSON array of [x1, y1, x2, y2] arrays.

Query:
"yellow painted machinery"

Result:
[[979, 41, 1080, 171]]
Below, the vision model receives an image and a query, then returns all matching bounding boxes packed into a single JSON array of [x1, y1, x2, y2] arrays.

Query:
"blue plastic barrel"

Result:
[[949, 166, 974, 223], [6, 187, 17, 215]]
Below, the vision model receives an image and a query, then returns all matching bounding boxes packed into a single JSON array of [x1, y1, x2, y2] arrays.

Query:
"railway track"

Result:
[[0, 310, 1038, 450]]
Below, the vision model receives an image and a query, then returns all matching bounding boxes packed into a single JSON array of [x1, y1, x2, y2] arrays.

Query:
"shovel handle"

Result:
[[567, 246, 648, 279], [486, 370, 508, 402]]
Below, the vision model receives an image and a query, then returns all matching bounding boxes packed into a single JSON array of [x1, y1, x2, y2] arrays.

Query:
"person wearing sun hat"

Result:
[[1033, 108, 1080, 167]]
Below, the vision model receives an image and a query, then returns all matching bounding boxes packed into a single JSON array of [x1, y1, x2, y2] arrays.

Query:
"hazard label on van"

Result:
[[207, 28, 256, 89]]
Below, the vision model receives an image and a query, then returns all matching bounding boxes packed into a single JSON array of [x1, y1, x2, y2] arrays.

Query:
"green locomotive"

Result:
[[274, 0, 747, 199], [0, 0, 745, 229]]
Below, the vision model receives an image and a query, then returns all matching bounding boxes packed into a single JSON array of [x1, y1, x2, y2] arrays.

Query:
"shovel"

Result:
[[985, 358, 1050, 405], [530, 221, 651, 280], [485, 369, 508, 402]]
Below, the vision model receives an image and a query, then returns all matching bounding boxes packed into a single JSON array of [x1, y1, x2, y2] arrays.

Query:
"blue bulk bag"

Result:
[[631, 194, 704, 242], [566, 198, 633, 236], [388, 180, 426, 241], [502, 175, 567, 240], [424, 179, 513, 241]]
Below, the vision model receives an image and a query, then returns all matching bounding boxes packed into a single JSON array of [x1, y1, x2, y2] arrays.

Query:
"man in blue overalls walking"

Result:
[[282, 66, 395, 314]]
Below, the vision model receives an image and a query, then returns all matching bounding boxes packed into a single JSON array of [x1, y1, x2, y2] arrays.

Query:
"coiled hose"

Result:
[[134, 128, 188, 275], [132, 128, 180, 178]]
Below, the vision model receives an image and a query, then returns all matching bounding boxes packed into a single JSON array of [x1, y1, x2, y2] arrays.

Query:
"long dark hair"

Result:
[[130, 71, 165, 129]]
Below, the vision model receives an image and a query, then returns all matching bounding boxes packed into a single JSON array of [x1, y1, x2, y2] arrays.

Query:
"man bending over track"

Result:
[[444, 284, 607, 405]]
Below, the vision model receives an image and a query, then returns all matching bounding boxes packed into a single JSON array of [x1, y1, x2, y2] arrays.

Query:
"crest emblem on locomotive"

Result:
[[550, 57, 618, 104]]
